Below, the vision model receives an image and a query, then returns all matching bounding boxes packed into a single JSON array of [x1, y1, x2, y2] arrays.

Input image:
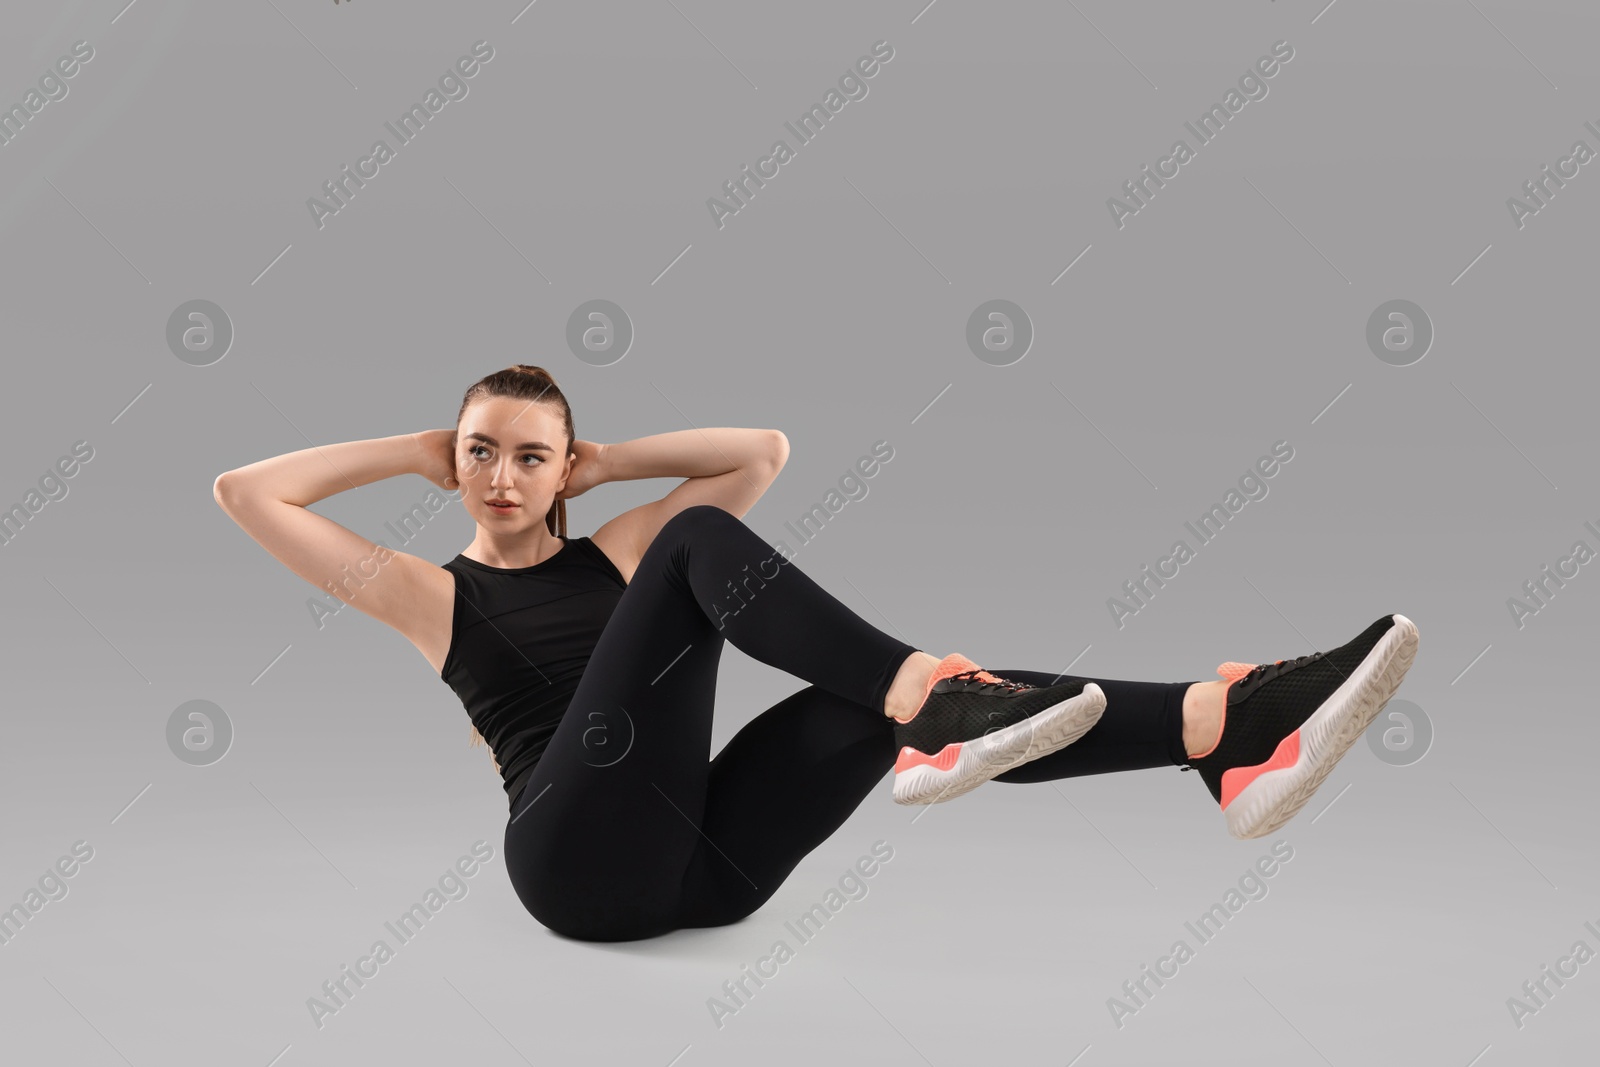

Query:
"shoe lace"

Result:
[[948, 668, 1032, 693], [1182, 651, 1328, 774], [1218, 652, 1322, 688]]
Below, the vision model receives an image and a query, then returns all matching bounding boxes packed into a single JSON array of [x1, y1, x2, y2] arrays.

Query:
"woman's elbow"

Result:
[[213, 470, 246, 512], [766, 430, 790, 470]]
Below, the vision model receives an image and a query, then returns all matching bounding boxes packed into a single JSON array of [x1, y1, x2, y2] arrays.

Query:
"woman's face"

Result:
[[455, 396, 571, 530]]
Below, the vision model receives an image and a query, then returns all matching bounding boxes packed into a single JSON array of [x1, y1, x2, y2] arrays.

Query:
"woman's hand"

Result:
[[413, 429, 460, 492], [557, 440, 608, 500]]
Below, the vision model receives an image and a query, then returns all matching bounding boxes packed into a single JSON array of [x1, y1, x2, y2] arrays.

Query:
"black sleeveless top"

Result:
[[439, 536, 627, 809]]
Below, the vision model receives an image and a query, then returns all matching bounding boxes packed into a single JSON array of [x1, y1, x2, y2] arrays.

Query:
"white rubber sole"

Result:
[[892, 683, 1107, 806], [1223, 614, 1420, 840]]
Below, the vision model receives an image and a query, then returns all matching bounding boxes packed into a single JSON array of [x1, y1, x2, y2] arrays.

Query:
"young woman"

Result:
[[214, 365, 1419, 943]]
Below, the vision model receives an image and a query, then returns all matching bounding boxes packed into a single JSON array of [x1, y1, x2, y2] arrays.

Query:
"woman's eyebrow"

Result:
[[464, 432, 554, 450]]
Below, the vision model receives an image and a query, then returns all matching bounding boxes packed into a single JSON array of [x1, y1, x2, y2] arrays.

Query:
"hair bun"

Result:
[[510, 364, 559, 387]]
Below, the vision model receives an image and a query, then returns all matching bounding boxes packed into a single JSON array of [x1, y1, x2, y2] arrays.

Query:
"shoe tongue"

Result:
[[1216, 661, 1257, 683], [927, 653, 982, 699]]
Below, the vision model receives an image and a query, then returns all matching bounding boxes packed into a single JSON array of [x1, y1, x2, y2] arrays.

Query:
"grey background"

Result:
[[2, 0, 1595, 1063]]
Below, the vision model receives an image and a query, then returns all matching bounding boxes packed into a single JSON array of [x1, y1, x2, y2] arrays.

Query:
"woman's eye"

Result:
[[521, 455, 542, 465]]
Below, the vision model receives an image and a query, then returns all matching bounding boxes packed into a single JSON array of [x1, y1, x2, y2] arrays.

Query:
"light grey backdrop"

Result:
[[2, 0, 1595, 1063]]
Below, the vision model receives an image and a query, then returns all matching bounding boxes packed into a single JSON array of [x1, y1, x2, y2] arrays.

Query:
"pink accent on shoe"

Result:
[[1216, 661, 1257, 683], [894, 652, 987, 724], [895, 743, 962, 774], [1218, 728, 1301, 810], [927, 653, 989, 697]]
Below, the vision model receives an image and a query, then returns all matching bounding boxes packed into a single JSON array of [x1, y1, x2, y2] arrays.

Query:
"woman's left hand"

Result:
[[557, 440, 608, 500]]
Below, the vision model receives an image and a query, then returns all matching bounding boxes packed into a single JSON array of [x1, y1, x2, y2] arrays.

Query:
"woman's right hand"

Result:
[[413, 429, 460, 492]]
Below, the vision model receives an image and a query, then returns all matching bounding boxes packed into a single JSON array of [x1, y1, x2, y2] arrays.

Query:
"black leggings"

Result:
[[504, 506, 1194, 942]]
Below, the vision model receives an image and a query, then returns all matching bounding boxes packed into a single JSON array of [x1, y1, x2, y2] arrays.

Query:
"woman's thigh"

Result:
[[672, 685, 897, 930], [503, 517, 730, 941]]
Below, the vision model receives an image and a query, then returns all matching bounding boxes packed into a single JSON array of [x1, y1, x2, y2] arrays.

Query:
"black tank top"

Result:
[[439, 536, 627, 809]]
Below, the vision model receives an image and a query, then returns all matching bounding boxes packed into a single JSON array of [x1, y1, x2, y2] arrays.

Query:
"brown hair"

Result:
[[455, 364, 577, 768]]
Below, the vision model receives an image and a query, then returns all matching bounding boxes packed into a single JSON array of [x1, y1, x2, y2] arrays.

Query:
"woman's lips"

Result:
[[487, 501, 518, 510]]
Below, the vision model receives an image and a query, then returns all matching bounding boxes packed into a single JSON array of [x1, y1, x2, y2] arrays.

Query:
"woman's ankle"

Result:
[[884, 651, 940, 720], [1182, 680, 1226, 757]]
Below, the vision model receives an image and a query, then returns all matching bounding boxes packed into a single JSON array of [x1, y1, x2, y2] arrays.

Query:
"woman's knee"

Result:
[[506, 838, 676, 941], [515, 879, 677, 942], [659, 503, 738, 544], [676, 896, 762, 933], [542, 911, 675, 943], [635, 506, 734, 574]]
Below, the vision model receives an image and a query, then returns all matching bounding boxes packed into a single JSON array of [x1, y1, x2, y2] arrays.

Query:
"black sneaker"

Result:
[[1183, 614, 1420, 839], [891, 653, 1105, 805]]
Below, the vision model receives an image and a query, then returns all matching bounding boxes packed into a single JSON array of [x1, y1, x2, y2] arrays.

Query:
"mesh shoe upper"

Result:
[[1186, 615, 1399, 804], [894, 667, 1090, 758]]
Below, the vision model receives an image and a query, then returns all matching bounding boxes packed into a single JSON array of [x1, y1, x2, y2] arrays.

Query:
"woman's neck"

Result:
[[462, 530, 565, 569]]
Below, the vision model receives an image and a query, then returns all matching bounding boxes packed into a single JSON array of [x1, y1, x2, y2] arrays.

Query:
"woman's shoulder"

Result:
[[575, 533, 631, 587]]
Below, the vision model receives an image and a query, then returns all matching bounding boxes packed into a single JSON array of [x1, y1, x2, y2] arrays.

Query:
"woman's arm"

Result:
[[215, 431, 451, 507], [212, 431, 456, 652], [598, 427, 788, 486], [588, 428, 788, 577]]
